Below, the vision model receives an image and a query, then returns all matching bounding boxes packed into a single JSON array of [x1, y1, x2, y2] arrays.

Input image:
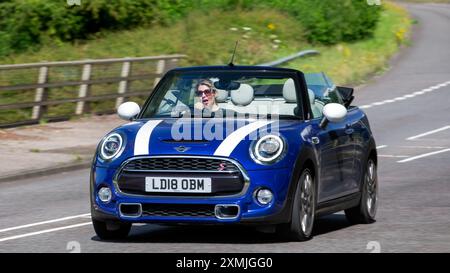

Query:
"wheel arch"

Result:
[[367, 136, 378, 165], [282, 145, 318, 223]]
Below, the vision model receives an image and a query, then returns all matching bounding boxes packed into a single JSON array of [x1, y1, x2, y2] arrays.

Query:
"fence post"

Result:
[[75, 63, 92, 115], [31, 65, 49, 120], [166, 58, 179, 71], [153, 60, 166, 88], [115, 60, 131, 109]]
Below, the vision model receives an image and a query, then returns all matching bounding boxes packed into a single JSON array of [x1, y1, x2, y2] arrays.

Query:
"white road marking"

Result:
[[397, 148, 450, 163], [0, 222, 91, 243], [378, 155, 408, 158], [400, 145, 448, 149], [0, 213, 91, 234], [376, 145, 387, 149], [359, 80, 450, 109], [406, 125, 450, 140]]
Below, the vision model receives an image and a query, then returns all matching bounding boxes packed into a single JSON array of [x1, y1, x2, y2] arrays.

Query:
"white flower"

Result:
[[229, 27, 238, 31], [242, 27, 252, 31], [269, 34, 278, 39], [242, 34, 250, 39], [273, 39, 282, 44], [272, 44, 279, 49]]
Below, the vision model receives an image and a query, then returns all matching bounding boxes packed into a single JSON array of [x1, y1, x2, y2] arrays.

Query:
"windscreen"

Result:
[[140, 71, 302, 119]]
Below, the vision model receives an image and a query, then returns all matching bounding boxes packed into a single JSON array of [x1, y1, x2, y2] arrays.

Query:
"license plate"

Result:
[[145, 177, 212, 193]]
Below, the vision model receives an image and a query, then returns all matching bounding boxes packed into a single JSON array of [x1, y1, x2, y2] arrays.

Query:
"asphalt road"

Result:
[[1, 3, 449, 253]]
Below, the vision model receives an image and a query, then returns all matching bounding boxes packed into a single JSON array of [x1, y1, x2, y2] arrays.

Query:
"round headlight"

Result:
[[251, 134, 285, 164], [100, 133, 124, 160]]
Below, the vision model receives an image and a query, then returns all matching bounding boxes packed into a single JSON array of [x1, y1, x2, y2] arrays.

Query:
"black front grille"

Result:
[[117, 157, 245, 196], [141, 204, 215, 217], [123, 157, 240, 173]]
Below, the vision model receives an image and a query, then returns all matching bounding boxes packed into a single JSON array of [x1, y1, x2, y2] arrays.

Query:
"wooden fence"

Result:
[[0, 55, 185, 128]]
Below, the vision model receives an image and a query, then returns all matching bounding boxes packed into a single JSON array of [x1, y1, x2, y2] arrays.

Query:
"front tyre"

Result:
[[92, 219, 131, 240], [279, 168, 316, 241], [345, 157, 378, 224]]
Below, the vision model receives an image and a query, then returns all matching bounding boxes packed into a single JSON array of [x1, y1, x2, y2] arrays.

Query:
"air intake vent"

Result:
[[141, 204, 215, 218]]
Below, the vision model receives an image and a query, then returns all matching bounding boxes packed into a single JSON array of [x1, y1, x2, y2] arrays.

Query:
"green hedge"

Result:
[[271, 0, 382, 44], [0, 0, 381, 57], [201, 0, 382, 44], [0, 0, 188, 56]]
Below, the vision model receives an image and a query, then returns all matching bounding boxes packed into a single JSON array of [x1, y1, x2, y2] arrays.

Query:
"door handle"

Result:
[[345, 123, 354, 135]]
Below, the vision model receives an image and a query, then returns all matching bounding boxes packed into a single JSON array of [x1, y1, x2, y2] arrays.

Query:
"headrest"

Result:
[[283, 78, 296, 103], [231, 83, 254, 106], [215, 88, 229, 103], [308, 89, 315, 104]]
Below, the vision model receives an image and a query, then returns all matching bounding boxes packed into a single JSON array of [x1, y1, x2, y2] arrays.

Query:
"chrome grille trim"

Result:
[[122, 157, 240, 173], [113, 155, 250, 199]]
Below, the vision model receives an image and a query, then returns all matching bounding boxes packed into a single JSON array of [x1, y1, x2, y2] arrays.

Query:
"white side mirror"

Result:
[[320, 103, 347, 128], [117, 101, 140, 121], [323, 103, 347, 122]]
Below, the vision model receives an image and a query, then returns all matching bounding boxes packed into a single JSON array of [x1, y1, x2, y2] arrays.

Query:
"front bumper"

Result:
[[90, 160, 293, 225]]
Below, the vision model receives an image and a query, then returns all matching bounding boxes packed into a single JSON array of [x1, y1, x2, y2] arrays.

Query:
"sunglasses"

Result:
[[195, 89, 214, 96]]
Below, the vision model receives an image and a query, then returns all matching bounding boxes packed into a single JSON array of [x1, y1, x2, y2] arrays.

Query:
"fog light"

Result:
[[255, 189, 273, 205], [98, 187, 112, 203]]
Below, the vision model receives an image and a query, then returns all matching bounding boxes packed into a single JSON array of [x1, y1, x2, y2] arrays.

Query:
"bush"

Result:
[[0, 0, 381, 57], [0, 0, 189, 56], [210, 0, 382, 45], [282, 0, 382, 44]]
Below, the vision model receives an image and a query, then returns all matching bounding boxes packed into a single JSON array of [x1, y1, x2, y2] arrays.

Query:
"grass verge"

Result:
[[0, 2, 411, 125], [286, 1, 412, 85]]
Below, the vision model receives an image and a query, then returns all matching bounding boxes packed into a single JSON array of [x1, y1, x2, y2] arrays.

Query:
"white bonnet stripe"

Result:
[[214, 120, 273, 157], [134, 119, 162, 155]]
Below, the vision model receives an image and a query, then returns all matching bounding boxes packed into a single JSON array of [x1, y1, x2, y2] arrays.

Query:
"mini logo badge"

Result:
[[174, 146, 190, 152]]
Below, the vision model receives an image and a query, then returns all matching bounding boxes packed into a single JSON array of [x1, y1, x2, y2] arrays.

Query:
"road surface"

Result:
[[1, 3, 449, 253]]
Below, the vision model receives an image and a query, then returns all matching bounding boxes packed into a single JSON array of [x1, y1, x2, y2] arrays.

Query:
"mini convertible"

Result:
[[90, 65, 378, 241]]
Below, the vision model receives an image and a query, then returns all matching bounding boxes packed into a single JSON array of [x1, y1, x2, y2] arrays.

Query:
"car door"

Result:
[[343, 107, 367, 194], [339, 111, 359, 195], [310, 118, 351, 203], [307, 85, 357, 202]]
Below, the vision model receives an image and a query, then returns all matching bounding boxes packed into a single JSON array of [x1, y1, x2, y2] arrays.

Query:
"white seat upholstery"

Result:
[[215, 88, 229, 103], [271, 79, 297, 115], [308, 89, 320, 118], [283, 78, 297, 103], [225, 84, 255, 113], [308, 89, 324, 118], [230, 84, 254, 106]]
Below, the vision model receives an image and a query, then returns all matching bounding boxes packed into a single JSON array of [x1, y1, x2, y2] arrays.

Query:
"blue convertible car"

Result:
[[90, 65, 378, 241]]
